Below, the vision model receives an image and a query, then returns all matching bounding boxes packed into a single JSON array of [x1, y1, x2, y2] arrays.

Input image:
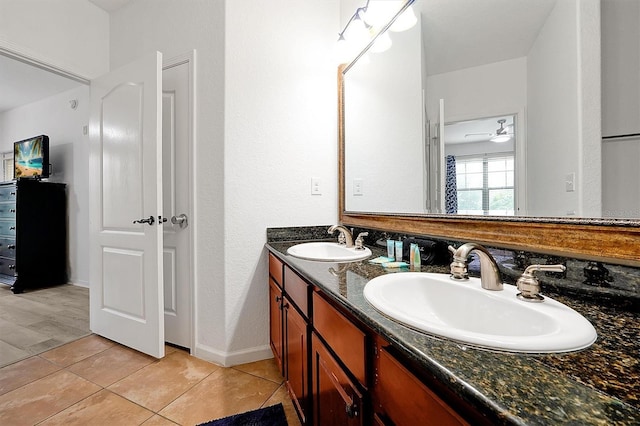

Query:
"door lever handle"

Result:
[[133, 216, 155, 225], [171, 214, 188, 229]]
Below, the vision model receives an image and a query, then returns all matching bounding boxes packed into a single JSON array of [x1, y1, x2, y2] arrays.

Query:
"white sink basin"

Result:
[[287, 242, 372, 262], [363, 272, 597, 353]]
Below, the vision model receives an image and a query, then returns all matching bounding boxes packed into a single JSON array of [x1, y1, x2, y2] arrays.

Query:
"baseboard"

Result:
[[193, 343, 273, 367], [68, 280, 89, 288]]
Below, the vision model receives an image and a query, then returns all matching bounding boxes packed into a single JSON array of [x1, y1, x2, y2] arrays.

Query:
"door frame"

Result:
[[1, 44, 198, 355], [163, 50, 197, 354]]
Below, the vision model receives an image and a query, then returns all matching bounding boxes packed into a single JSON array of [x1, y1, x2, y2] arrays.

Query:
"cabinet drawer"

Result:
[[284, 266, 309, 318], [0, 237, 16, 258], [312, 292, 366, 385], [0, 186, 17, 202], [269, 253, 283, 288], [0, 220, 16, 237], [0, 203, 16, 219], [0, 256, 16, 276], [376, 347, 467, 426]]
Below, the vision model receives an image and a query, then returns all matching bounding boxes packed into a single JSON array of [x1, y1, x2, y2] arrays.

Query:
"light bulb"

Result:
[[389, 5, 417, 32], [363, 1, 403, 28], [370, 31, 392, 53]]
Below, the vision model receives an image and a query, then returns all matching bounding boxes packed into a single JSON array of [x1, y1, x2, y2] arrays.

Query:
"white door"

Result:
[[162, 58, 192, 348], [89, 51, 165, 358]]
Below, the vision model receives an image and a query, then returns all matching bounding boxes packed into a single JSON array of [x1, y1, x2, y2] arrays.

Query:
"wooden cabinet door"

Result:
[[374, 346, 467, 426], [284, 297, 309, 424], [312, 333, 364, 426], [269, 278, 283, 375]]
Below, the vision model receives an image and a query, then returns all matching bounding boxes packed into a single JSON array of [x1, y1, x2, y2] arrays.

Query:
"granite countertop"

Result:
[[266, 240, 640, 425]]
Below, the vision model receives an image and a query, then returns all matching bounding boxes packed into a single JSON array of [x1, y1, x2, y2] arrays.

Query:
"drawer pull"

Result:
[[9, 226, 15, 231], [9, 265, 15, 270], [9, 192, 15, 196], [7, 244, 15, 249], [9, 209, 15, 213]]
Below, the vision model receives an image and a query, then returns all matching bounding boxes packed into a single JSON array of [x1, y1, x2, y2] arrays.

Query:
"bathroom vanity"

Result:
[[266, 228, 640, 425]]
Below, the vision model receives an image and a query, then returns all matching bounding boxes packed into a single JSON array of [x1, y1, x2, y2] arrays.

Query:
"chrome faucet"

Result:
[[448, 243, 503, 291], [328, 225, 354, 248]]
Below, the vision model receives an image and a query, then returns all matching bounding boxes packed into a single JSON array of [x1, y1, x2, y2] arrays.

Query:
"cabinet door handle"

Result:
[[9, 265, 15, 270], [325, 367, 358, 419], [9, 192, 15, 196], [9, 209, 15, 213], [275, 295, 282, 302], [7, 244, 15, 249], [9, 226, 15, 231]]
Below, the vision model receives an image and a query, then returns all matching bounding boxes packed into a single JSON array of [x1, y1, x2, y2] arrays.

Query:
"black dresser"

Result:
[[0, 180, 67, 293]]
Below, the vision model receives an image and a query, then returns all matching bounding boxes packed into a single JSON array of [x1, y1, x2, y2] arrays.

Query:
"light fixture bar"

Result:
[[342, 0, 416, 73]]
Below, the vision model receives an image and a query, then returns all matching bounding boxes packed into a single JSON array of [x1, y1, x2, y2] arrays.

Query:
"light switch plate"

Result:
[[311, 177, 321, 195], [353, 178, 363, 196], [565, 173, 575, 192]]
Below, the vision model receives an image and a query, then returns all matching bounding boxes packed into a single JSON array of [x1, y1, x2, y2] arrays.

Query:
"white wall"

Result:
[[601, 0, 640, 218], [225, 0, 339, 357], [0, 0, 109, 78], [345, 21, 424, 213], [427, 57, 527, 124], [110, 0, 339, 365], [527, 0, 601, 217], [601, 0, 640, 137], [0, 85, 90, 286]]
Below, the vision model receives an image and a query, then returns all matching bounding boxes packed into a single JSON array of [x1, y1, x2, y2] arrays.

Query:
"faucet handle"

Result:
[[516, 264, 566, 302], [448, 245, 469, 280], [354, 232, 368, 250]]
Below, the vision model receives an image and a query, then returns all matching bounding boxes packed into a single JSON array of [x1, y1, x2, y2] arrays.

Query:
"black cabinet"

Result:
[[0, 180, 67, 293]]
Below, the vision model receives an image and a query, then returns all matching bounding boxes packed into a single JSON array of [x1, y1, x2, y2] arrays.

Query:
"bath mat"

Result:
[[197, 403, 288, 426]]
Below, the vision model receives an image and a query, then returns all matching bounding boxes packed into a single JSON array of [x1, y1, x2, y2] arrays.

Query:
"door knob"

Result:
[[171, 214, 188, 229]]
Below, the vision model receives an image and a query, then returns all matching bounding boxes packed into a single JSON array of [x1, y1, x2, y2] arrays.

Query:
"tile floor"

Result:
[[0, 335, 301, 425], [0, 284, 90, 368]]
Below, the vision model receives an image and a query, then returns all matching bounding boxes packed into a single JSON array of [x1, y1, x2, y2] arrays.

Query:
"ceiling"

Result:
[[419, 0, 557, 75], [0, 0, 132, 114], [444, 115, 515, 145], [0, 55, 84, 113]]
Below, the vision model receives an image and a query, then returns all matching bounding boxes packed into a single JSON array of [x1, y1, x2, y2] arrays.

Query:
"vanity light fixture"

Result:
[[389, 3, 417, 32], [490, 119, 512, 143], [369, 31, 392, 53], [338, 0, 416, 63]]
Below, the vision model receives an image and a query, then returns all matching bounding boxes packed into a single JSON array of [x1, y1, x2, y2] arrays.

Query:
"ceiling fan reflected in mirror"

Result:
[[490, 119, 513, 142], [463, 118, 513, 143]]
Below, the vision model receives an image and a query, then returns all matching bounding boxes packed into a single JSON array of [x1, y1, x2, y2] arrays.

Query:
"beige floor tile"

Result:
[[108, 349, 218, 412], [68, 344, 156, 387], [0, 356, 60, 396], [232, 357, 284, 384], [39, 389, 155, 426], [264, 383, 302, 426], [0, 370, 100, 425], [141, 414, 180, 425], [40, 334, 114, 367], [159, 367, 280, 425]]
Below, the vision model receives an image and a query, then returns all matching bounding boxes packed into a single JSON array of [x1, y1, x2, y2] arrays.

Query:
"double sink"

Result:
[[286, 240, 597, 354]]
